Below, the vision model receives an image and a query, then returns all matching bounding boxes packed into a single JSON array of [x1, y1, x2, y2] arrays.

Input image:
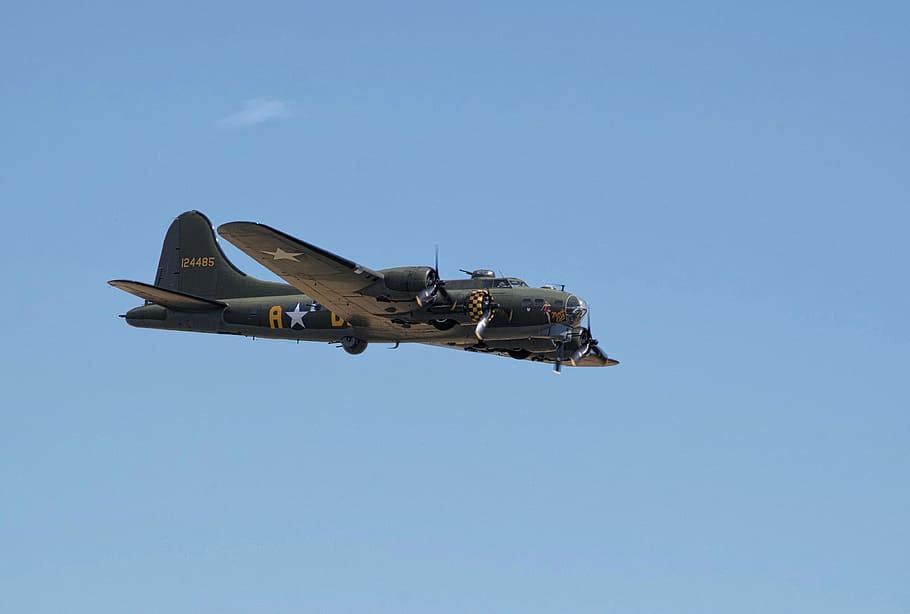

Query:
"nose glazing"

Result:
[[566, 295, 588, 326]]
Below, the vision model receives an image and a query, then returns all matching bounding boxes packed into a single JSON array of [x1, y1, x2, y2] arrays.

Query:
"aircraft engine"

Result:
[[382, 267, 437, 295]]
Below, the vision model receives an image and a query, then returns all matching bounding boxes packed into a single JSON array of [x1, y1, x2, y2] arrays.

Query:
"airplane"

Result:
[[109, 211, 619, 373]]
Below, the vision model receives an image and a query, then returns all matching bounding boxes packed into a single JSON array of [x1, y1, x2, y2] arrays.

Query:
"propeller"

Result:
[[554, 340, 564, 374], [474, 311, 493, 340], [415, 245, 446, 307], [473, 292, 495, 341], [414, 271, 437, 307], [569, 313, 600, 367]]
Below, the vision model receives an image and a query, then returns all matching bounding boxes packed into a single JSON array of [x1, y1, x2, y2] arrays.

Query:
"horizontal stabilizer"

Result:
[[108, 280, 225, 311]]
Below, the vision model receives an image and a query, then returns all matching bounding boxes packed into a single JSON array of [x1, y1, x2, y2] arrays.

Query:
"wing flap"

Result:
[[108, 280, 225, 311]]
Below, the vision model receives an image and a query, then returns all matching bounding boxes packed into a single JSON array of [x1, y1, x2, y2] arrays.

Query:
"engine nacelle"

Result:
[[381, 266, 437, 295]]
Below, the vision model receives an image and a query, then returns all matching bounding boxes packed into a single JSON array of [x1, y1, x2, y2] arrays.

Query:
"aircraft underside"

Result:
[[122, 300, 616, 368]]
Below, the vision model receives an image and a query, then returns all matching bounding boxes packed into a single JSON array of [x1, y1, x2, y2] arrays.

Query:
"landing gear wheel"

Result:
[[430, 318, 457, 331], [340, 336, 368, 355]]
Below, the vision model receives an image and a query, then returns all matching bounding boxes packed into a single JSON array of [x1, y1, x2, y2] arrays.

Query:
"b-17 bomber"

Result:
[[109, 211, 619, 373]]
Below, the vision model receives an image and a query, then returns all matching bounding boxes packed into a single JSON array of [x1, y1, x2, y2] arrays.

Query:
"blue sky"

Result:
[[2, 2, 908, 612]]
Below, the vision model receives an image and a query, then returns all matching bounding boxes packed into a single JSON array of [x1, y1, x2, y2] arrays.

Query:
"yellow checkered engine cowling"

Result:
[[465, 290, 491, 323]]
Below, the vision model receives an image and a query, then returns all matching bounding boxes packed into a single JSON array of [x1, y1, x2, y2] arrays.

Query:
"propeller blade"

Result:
[[474, 310, 493, 341], [569, 325, 592, 367], [587, 312, 600, 349], [416, 245, 445, 307], [415, 286, 434, 307], [569, 343, 589, 367], [554, 341, 564, 374]]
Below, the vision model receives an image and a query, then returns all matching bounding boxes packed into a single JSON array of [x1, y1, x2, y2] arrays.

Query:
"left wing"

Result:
[[217, 221, 388, 328], [424, 340, 620, 368]]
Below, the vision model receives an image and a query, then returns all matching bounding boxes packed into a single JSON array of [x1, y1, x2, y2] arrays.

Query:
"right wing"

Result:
[[217, 221, 390, 328]]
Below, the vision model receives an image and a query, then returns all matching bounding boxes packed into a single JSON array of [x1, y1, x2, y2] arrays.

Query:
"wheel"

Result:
[[341, 336, 368, 355], [430, 318, 457, 331]]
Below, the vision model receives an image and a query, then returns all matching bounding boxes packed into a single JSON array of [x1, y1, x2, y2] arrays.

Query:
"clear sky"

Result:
[[2, 2, 908, 612]]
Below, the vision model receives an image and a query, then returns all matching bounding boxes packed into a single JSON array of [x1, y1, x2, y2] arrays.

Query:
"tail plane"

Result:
[[109, 210, 297, 309], [107, 280, 225, 311]]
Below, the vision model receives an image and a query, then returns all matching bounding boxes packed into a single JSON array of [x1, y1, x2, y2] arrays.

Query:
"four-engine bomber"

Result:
[[110, 211, 619, 372]]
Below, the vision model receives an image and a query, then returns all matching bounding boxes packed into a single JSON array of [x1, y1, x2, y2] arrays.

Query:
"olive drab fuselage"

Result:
[[127, 283, 584, 339]]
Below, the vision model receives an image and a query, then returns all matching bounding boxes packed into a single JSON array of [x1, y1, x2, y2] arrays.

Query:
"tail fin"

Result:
[[154, 211, 297, 299]]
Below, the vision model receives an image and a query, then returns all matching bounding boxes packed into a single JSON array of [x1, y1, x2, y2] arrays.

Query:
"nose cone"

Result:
[[566, 295, 588, 326]]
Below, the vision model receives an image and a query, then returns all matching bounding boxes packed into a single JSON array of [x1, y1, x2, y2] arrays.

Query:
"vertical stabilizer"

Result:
[[154, 211, 297, 299]]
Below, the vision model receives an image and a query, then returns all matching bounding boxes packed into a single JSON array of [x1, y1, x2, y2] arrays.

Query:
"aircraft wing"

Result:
[[217, 221, 388, 328], [423, 340, 620, 368]]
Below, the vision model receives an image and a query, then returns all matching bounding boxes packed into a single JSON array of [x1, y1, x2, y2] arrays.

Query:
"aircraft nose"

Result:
[[566, 295, 588, 326]]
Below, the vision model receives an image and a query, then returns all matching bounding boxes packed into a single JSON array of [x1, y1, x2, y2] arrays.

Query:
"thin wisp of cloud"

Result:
[[218, 98, 294, 128]]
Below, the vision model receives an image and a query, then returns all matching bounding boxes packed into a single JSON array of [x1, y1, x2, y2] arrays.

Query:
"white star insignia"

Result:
[[263, 248, 303, 261], [286, 303, 307, 329]]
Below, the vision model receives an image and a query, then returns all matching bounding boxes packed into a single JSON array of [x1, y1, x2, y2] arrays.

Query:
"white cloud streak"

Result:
[[218, 98, 294, 128]]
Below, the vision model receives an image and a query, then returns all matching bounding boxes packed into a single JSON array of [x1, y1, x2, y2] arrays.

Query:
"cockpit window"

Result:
[[494, 279, 512, 288], [507, 278, 528, 287]]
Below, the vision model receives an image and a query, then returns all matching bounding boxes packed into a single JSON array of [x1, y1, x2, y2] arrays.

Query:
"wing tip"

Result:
[[216, 220, 258, 238]]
